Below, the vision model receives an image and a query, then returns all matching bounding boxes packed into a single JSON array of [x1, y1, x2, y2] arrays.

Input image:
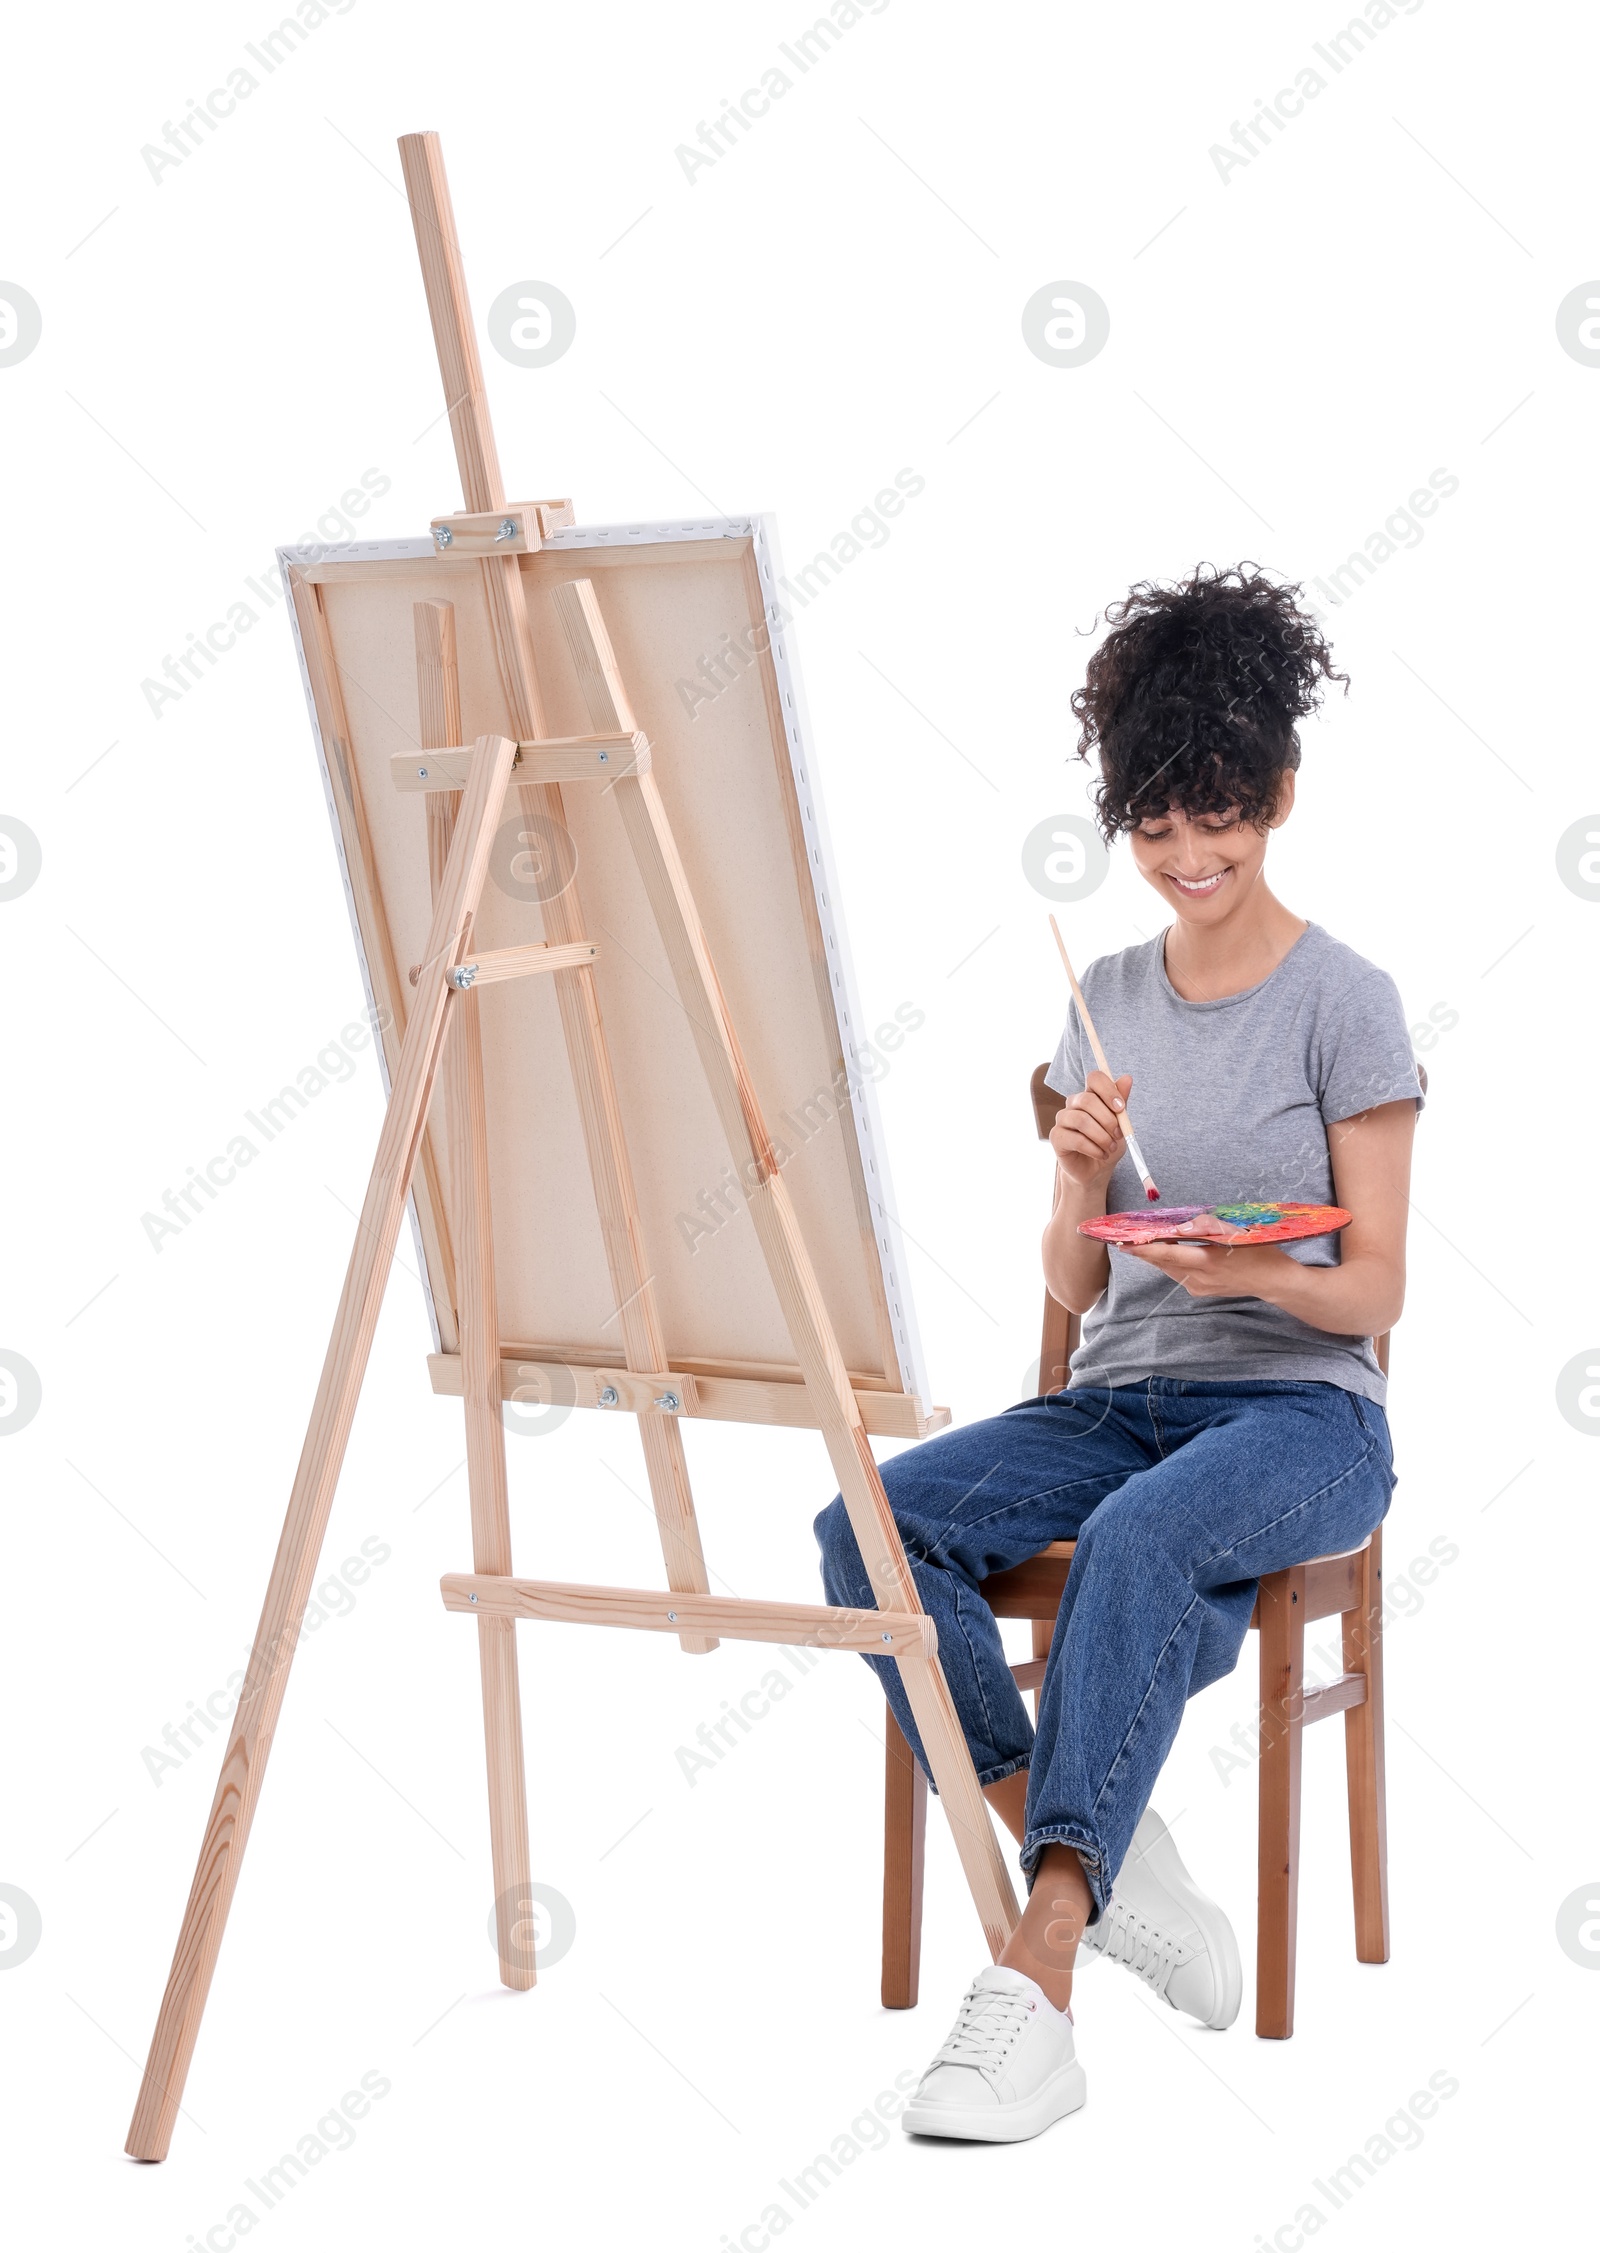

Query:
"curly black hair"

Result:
[[1071, 564, 1348, 842]]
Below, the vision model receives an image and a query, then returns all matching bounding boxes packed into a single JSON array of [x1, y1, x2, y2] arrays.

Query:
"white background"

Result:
[[2, 1, 1595, 2245]]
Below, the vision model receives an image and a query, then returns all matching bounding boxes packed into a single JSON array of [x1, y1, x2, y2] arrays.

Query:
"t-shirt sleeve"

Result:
[[1314, 958, 1426, 1125], [1044, 1000, 1086, 1100]]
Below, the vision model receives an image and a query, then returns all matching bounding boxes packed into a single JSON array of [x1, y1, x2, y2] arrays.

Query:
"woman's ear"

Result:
[[1268, 768, 1297, 828]]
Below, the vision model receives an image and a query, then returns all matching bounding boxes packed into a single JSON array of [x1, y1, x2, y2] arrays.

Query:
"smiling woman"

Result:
[[1045, 562, 1420, 1354], [817, 559, 1425, 2143]]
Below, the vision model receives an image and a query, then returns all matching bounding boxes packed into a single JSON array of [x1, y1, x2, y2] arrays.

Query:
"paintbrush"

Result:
[[1048, 915, 1161, 1202]]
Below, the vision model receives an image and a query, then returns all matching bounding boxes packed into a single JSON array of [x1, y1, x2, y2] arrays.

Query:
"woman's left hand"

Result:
[[1121, 1210, 1290, 1301]]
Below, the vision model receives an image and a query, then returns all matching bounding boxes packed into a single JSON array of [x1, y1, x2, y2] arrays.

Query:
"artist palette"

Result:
[[1079, 1201, 1353, 1247]]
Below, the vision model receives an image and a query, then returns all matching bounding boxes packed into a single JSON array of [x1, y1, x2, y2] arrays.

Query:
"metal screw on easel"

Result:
[[666, 1610, 677, 1623], [654, 1391, 681, 1413], [449, 963, 478, 989], [433, 525, 454, 547], [468, 1592, 479, 1604], [597, 1385, 619, 1407], [495, 517, 519, 542], [882, 1632, 893, 1644]]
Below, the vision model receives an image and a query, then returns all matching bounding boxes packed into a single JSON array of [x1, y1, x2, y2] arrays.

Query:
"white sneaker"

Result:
[[901, 1966, 1087, 2143], [1079, 1807, 1242, 2029]]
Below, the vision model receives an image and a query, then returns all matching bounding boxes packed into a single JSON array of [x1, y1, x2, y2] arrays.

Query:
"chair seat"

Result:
[[981, 1533, 1374, 1629]]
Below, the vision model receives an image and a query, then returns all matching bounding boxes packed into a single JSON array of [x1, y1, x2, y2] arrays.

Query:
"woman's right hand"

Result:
[[1049, 1070, 1134, 1194]]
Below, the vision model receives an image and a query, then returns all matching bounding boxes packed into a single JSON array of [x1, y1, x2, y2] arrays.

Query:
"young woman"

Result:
[[815, 565, 1422, 2142]]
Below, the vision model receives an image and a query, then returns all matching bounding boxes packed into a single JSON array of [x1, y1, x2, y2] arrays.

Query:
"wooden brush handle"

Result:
[[1049, 916, 1140, 1142]]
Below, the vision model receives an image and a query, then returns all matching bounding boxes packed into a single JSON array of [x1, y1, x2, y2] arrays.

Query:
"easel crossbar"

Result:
[[426, 1352, 947, 1438], [391, 731, 649, 792], [408, 939, 599, 990], [440, 1575, 935, 1657]]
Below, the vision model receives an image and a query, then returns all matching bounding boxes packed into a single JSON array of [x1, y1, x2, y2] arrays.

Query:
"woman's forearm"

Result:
[[1122, 1099, 1416, 1341], [1251, 1249, 1404, 1340], [1042, 1169, 1113, 1315]]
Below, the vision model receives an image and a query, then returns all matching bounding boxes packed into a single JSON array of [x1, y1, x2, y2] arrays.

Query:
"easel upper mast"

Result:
[[396, 132, 718, 1657], [125, 132, 1017, 2164]]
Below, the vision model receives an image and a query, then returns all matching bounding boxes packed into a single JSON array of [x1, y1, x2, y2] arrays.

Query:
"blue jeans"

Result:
[[815, 1378, 1395, 1922]]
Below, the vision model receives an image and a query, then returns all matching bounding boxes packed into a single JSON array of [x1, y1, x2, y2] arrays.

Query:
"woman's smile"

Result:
[[1164, 867, 1230, 897]]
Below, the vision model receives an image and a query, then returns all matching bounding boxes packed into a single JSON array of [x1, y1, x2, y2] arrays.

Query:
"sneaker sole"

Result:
[[1123, 1813, 1243, 2031], [902, 2060, 1087, 2144]]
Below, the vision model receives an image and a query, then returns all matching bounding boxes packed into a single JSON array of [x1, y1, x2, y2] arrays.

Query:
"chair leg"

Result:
[[1256, 1564, 1306, 2038], [1031, 1617, 1052, 1720], [882, 1710, 927, 2009], [1343, 1527, 1390, 1963]]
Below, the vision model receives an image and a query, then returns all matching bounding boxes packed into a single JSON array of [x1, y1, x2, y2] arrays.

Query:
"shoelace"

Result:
[[933, 1983, 1038, 2071], [1089, 1904, 1192, 1997]]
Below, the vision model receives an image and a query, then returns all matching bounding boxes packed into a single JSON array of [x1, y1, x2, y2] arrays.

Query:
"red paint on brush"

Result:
[[1146, 1185, 1161, 1201]]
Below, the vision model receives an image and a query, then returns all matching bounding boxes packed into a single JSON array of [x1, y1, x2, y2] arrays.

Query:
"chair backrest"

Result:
[[1029, 1059, 1424, 1388], [1032, 1064, 1081, 1386]]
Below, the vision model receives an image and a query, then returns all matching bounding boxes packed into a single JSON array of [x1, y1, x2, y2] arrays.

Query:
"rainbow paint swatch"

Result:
[[1079, 1201, 1352, 1247]]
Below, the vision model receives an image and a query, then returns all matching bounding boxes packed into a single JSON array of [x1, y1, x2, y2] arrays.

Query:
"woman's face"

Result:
[[1127, 772, 1295, 923]]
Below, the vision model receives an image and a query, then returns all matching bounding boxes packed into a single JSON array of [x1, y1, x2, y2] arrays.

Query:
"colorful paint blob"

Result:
[[1079, 1201, 1352, 1247]]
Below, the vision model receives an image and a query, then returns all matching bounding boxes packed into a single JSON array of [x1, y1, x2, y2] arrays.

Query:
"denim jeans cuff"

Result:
[[923, 1750, 1031, 1797], [976, 1752, 1031, 1791], [1019, 1823, 1109, 1924]]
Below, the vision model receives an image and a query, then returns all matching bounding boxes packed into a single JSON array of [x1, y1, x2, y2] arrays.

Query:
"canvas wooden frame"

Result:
[[278, 517, 944, 1441]]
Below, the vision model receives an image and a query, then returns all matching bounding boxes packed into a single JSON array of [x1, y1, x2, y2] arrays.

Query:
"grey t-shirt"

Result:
[[1044, 923, 1423, 1404]]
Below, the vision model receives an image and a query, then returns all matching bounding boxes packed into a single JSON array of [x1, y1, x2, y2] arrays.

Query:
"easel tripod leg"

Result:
[[894, 1649, 1018, 1958], [447, 986, 535, 1989], [416, 631, 535, 1988], [125, 736, 518, 2161]]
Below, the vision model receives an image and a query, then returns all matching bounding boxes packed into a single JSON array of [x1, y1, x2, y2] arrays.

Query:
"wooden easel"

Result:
[[125, 132, 1019, 2162]]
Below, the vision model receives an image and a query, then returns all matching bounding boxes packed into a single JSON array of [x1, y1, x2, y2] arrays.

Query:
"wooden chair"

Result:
[[880, 1063, 1392, 2039]]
